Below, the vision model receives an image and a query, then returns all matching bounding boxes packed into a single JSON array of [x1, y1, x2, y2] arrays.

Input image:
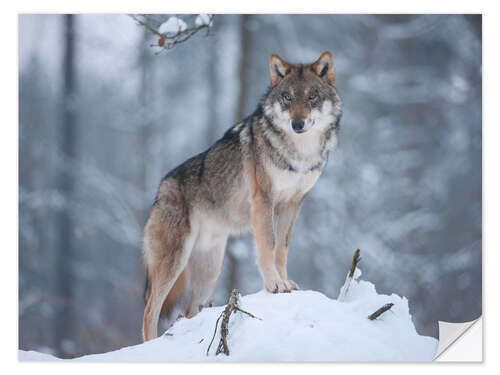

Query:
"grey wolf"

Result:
[[142, 51, 342, 341]]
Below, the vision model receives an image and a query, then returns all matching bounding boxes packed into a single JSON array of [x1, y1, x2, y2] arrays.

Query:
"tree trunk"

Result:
[[205, 23, 219, 146], [136, 28, 153, 216], [236, 14, 252, 121], [55, 14, 77, 358]]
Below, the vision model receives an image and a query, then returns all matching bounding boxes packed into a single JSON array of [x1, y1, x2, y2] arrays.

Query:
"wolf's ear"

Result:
[[311, 51, 335, 85], [269, 54, 291, 86]]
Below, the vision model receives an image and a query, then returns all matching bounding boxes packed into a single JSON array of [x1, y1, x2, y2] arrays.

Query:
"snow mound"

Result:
[[158, 17, 187, 35], [19, 270, 437, 362]]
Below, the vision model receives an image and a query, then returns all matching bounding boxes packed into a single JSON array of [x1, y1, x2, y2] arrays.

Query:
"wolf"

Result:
[[142, 51, 342, 341]]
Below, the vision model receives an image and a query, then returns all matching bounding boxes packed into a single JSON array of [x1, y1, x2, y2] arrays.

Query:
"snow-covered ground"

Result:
[[19, 269, 437, 362]]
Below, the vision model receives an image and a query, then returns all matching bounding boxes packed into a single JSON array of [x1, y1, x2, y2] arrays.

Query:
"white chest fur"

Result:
[[269, 164, 321, 202]]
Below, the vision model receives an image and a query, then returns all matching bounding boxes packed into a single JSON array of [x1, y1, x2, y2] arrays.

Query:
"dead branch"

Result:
[[348, 249, 361, 278], [206, 289, 261, 356], [368, 303, 394, 320], [129, 14, 214, 54]]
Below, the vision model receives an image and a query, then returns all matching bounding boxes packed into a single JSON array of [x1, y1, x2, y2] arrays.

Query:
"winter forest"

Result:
[[19, 14, 482, 359]]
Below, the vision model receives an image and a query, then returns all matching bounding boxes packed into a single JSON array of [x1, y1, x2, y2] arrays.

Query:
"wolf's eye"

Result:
[[282, 93, 291, 101], [309, 93, 318, 101]]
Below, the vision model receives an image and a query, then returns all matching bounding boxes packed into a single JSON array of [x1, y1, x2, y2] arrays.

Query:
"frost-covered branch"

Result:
[[130, 14, 214, 53]]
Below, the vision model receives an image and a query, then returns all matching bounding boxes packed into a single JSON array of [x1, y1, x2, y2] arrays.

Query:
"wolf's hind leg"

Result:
[[143, 250, 192, 341], [157, 268, 189, 332], [184, 236, 227, 318], [142, 178, 198, 341], [142, 197, 195, 341]]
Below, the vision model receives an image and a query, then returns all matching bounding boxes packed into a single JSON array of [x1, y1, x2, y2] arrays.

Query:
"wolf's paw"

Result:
[[285, 279, 300, 291], [265, 278, 298, 293]]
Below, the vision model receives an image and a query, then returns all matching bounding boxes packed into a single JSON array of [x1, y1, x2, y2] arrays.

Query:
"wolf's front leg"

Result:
[[274, 200, 303, 291], [251, 190, 292, 293]]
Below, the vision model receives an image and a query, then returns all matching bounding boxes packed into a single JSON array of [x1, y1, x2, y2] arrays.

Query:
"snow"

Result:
[[158, 16, 187, 35], [19, 266, 437, 362], [195, 14, 212, 27], [19, 350, 60, 361]]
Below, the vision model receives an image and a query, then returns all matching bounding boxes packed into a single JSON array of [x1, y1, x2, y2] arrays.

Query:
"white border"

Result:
[[4, 1, 496, 373]]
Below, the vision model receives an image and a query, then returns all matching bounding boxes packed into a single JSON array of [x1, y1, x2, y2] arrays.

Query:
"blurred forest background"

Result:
[[19, 14, 482, 359]]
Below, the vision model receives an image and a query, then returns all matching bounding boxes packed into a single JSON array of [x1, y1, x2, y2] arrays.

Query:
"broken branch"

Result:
[[206, 289, 261, 356], [368, 303, 394, 320]]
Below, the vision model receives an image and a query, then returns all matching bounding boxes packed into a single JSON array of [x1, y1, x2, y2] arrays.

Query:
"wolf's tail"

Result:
[[143, 268, 188, 315], [143, 271, 150, 305]]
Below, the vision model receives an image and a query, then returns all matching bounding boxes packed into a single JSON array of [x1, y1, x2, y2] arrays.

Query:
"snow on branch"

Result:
[[337, 249, 395, 320], [337, 248, 361, 301], [130, 14, 214, 54]]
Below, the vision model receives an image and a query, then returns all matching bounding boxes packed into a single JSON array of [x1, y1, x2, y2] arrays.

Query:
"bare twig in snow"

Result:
[[368, 303, 394, 320], [206, 289, 261, 356]]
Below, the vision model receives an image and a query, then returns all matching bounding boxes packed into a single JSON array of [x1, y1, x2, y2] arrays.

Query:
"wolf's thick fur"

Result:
[[142, 51, 342, 341]]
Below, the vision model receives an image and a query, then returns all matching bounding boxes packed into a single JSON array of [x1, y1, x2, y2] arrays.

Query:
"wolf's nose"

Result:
[[292, 120, 305, 133]]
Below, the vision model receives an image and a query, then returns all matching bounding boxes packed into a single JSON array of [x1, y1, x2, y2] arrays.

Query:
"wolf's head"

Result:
[[263, 51, 342, 137]]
